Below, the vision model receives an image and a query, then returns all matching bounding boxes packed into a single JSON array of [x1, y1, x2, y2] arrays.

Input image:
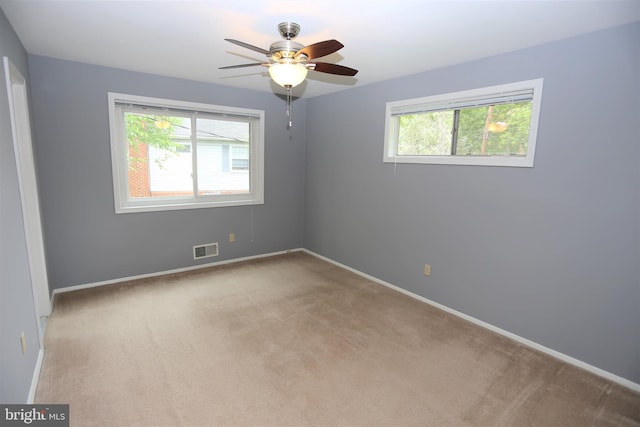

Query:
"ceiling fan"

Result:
[[220, 22, 358, 127], [220, 22, 358, 88]]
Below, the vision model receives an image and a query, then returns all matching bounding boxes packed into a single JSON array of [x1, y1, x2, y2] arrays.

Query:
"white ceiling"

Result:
[[2, 0, 639, 98]]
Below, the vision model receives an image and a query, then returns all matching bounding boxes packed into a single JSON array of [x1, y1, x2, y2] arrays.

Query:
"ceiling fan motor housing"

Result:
[[270, 40, 304, 60], [271, 22, 304, 61]]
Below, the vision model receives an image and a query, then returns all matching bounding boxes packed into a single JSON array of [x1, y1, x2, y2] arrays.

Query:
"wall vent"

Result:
[[193, 242, 218, 260]]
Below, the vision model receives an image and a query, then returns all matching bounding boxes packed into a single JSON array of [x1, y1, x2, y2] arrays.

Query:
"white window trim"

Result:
[[108, 93, 265, 214], [383, 78, 544, 167]]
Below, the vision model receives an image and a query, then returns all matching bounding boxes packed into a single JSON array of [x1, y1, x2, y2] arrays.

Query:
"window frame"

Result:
[[383, 79, 544, 167], [108, 93, 265, 214]]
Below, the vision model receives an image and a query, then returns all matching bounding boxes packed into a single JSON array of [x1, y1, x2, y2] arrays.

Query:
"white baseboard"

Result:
[[302, 249, 640, 393], [27, 348, 44, 404], [51, 248, 302, 303]]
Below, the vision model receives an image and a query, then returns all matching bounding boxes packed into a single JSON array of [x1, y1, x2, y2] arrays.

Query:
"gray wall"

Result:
[[28, 56, 306, 290], [304, 23, 640, 383], [0, 8, 42, 402]]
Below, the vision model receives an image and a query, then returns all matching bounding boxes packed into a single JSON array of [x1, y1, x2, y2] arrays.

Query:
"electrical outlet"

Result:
[[229, 233, 235, 242], [20, 332, 26, 354], [424, 264, 432, 276]]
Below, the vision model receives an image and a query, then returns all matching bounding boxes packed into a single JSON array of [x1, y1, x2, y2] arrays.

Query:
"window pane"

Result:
[[196, 118, 250, 195], [397, 111, 454, 155], [125, 113, 193, 199], [456, 102, 532, 156]]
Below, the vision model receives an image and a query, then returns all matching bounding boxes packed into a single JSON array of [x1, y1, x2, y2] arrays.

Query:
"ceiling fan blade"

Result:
[[296, 39, 344, 59], [311, 62, 358, 76], [224, 39, 271, 56], [219, 63, 266, 70]]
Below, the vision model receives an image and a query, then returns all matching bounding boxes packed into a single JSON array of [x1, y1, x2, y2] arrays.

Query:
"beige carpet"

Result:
[[36, 252, 640, 426]]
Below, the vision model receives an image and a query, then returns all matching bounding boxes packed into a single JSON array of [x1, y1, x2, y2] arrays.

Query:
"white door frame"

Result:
[[4, 57, 51, 338]]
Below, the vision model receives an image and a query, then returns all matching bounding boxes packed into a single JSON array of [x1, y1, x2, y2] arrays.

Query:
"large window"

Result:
[[108, 93, 264, 213], [384, 79, 543, 167]]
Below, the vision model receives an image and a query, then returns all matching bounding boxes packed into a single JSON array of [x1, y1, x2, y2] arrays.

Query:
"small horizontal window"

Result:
[[108, 93, 264, 213], [383, 79, 543, 167]]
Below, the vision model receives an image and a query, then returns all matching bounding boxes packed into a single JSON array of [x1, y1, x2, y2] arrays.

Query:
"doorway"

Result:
[[4, 57, 51, 342]]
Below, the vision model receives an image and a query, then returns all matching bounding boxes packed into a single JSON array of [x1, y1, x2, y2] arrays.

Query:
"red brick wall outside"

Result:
[[127, 143, 197, 198], [128, 142, 151, 198]]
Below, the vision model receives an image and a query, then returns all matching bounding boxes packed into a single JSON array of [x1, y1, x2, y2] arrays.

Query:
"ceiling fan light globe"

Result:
[[269, 63, 308, 88]]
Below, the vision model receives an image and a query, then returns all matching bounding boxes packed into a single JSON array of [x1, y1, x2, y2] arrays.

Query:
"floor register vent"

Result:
[[193, 242, 219, 260]]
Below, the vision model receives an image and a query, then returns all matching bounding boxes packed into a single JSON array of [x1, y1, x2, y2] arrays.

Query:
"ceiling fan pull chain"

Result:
[[286, 85, 293, 128]]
